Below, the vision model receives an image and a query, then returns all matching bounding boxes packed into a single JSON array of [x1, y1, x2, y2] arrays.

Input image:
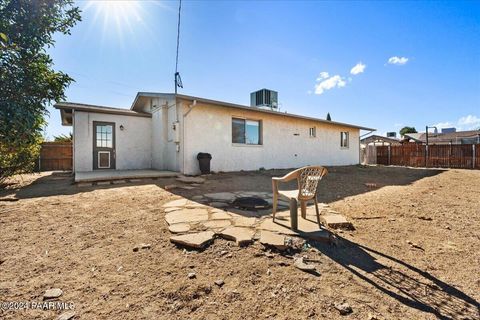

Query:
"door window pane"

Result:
[[341, 132, 349, 148], [96, 125, 113, 148]]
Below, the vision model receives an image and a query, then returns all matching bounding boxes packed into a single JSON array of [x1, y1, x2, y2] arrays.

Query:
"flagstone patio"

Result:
[[164, 191, 353, 249]]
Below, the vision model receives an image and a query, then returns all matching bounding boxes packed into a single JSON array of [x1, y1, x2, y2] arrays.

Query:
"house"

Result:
[[360, 134, 401, 148], [404, 130, 480, 145], [55, 91, 375, 177]]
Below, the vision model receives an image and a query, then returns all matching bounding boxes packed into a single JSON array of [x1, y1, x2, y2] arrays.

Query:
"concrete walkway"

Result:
[[75, 169, 179, 183]]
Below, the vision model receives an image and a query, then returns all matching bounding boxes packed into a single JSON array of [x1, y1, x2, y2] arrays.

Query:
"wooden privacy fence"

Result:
[[376, 144, 480, 169], [37, 142, 72, 171]]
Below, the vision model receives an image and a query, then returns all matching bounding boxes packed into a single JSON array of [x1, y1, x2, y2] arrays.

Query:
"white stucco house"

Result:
[[55, 91, 375, 177]]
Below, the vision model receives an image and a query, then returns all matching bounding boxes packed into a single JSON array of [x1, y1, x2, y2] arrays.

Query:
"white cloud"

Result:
[[433, 115, 480, 131], [458, 115, 480, 130], [350, 62, 366, 75], [387, 56, 409, 65], [316, 72, 329, 81], [314, 74, 347, 95], [433, 121, 455, 130]]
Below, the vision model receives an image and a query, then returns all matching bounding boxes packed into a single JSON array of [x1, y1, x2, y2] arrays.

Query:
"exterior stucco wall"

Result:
[[150, 97, 183, 172], [182, 102, 360, 175], [73, 111, 152, 172]]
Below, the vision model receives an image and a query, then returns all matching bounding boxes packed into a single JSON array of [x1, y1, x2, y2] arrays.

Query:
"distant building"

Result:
[[386, 132, 397, 138], [360, 134, 401, 147], [441, 127, 456, 133], [403, 130, 480, 145]]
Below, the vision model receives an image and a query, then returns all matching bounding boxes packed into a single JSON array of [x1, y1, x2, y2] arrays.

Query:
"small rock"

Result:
[[57, 311, 75, 320], [133, 243, 151, 251], [266, 269, 272, 276], [367, 312, 379, 320], [334, 302, 352, 315], [214, 279, 225, 287], [294, 257, 316, 272], [44, 288, 63, 300], [188, 272, 196, 279], [219, 250, 228, 256], [117, 266, 123, 272]]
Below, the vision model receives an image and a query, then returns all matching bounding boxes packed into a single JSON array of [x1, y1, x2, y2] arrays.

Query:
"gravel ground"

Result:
[[0, 166, 479, 320]]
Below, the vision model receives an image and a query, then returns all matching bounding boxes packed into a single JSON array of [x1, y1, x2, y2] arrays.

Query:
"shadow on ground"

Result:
[[312, 237, 480, 320], [2, 166, 445, 205]]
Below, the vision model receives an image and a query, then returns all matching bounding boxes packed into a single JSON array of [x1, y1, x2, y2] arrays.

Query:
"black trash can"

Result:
[[197, 152, 212, 174]]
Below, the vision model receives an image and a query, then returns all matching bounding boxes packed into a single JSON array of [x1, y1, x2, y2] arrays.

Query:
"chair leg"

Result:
[[314, 196, 321, 227], [272, 193, 278, 221], [300, 200, 307, 219], [290, 198, 298, 230]]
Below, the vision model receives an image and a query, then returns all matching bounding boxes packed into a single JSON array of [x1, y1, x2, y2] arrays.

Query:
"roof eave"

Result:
[[175, 94, 375, 131]]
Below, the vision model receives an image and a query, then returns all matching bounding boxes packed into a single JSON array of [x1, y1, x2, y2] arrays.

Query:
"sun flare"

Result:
[[84, 0, 144, 37]]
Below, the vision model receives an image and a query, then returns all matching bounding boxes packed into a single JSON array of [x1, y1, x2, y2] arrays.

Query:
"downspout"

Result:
[[182, 99, 197, 174]]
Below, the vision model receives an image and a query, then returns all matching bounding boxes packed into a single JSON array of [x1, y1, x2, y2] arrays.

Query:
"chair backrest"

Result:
[[297, 166, 328, 200]]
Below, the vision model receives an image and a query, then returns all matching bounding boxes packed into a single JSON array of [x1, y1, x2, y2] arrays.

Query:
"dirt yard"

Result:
[[0, 166, 479, 320]]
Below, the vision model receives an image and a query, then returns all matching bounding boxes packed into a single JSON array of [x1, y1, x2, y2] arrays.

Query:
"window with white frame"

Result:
[[232, 118, 262, 145], [341, 132, 349, 148], [309, 127, 316, 138]]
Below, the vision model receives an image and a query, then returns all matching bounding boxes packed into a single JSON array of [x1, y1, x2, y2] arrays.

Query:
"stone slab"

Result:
[[164, 207, 182, 213], [163, 199, 188, 208], [165, 209, 209, 225], [96, 181, 111, 186], [210, 202, 229, 208], [258, 219, 297, 236], [210, 211, 232, 220], [220, 227, 255, 246], [176, 176, 205, 184], [259, 231, 287, 250], [204, 192, 236, 202], [185, 201, 208, 208], [202, 219, 231, 230], [112, 180, 126, 184], [170, 231, 215, 249], [168, 223, 191, 233], [192, 195, 204, 201], [233, 216, 257, 227], [320, 214, 353, 230]]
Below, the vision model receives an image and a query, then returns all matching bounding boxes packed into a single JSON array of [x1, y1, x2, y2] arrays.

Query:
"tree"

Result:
[[53, 132, 72, 142], [326, 112, 331, 121], [0, 0, 80, 182], [399, 126, 417, 136]]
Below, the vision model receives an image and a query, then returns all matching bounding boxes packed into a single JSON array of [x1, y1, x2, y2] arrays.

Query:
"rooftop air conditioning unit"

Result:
[[250, 89, 278, 110]]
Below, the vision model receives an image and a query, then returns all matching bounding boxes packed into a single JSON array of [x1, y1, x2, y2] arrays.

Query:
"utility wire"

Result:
[[174, 0, 183, 93]]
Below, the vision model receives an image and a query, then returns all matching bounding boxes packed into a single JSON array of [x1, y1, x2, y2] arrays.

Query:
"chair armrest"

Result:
[[272, 169, 300, 183]]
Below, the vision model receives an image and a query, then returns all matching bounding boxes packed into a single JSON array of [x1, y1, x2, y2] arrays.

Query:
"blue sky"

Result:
[[46, 0, 480, 140]]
